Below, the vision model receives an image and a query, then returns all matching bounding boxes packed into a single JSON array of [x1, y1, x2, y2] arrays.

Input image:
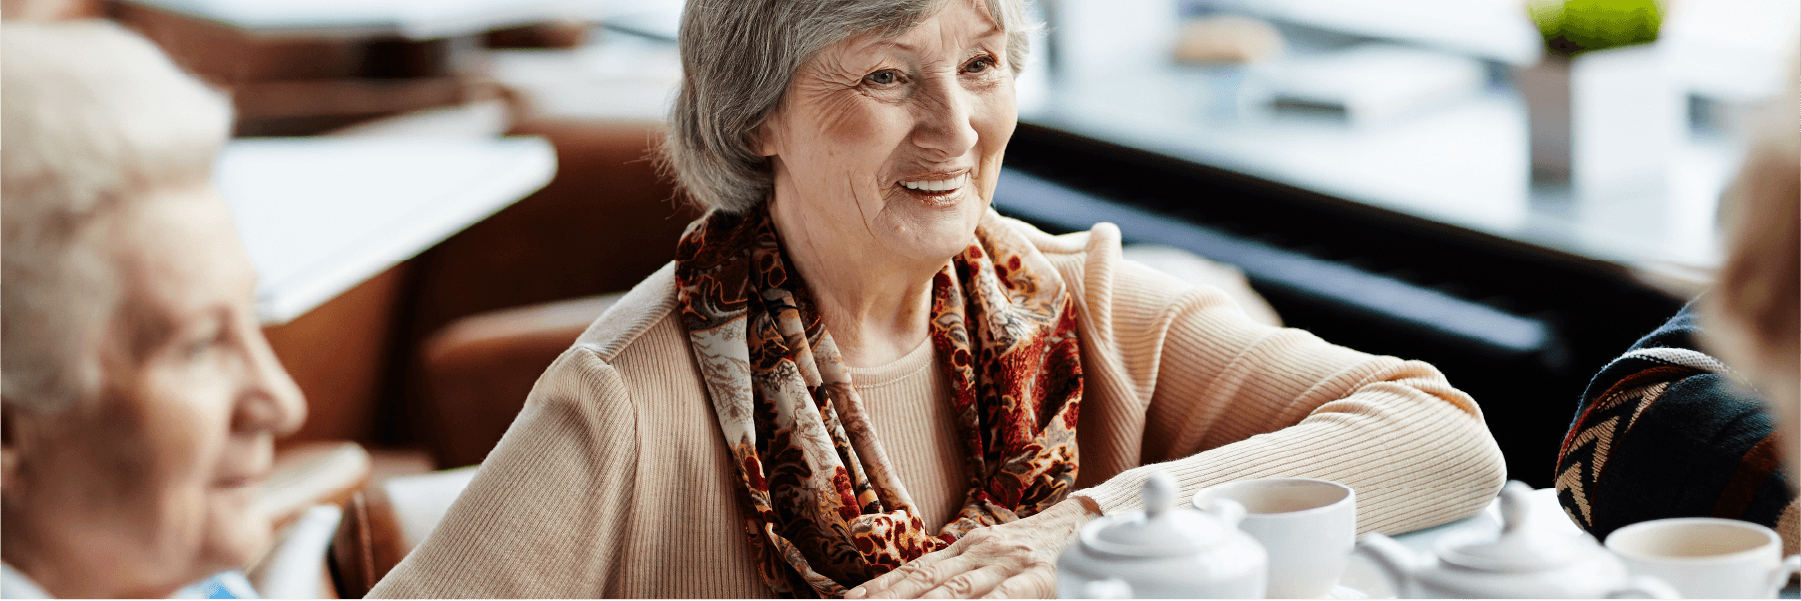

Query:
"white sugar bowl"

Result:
[[1057, 472, 1267, 598]]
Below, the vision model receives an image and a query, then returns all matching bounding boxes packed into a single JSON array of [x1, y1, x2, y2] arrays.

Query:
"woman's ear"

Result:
[[753, 110, 785, 158]]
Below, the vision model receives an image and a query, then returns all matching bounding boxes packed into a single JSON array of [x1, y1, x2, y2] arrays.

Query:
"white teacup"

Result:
[[1193, 478, 1356, 599], [1604, 517, 1801, 599]]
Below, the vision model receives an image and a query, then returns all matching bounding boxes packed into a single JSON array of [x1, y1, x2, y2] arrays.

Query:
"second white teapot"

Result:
[[1354, 481, 1678, 598]]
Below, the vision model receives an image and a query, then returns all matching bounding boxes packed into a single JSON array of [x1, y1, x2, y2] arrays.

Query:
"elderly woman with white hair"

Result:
[[1, 21, 307, 599], [371, 0, 1505, 597]]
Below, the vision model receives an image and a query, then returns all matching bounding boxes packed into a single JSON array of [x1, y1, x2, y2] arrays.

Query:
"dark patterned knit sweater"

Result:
[[1555, 302, 1796, 553]]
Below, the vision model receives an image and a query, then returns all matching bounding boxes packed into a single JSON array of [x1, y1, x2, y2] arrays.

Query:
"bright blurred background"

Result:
[[1, 0, 1794, 594]]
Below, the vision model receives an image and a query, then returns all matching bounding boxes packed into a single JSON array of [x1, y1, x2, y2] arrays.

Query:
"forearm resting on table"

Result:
[[1078, 373, 1504, 533]]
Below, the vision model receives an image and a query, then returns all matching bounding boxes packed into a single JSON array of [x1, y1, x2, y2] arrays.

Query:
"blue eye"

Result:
[[864, 69, 899, 85]]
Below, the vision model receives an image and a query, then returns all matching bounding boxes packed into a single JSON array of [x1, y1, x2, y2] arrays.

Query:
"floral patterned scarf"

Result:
[[673, 203, 1084, 598]]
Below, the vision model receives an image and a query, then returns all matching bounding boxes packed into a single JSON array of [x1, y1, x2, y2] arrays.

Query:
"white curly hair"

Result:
[[2, 20, 233, 412]]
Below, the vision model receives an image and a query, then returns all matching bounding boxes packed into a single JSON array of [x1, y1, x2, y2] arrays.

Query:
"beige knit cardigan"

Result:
[[370, 214, 1508, 598]]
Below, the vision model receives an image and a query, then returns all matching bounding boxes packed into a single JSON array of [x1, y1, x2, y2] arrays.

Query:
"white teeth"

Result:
[[900, 174, 970, 192]]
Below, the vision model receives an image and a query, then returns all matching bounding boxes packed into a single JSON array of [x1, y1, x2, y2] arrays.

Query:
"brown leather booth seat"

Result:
[[418, 293, 624, 468]]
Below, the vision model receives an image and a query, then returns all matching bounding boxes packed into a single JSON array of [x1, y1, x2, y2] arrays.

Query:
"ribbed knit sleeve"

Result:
[[367, 347, 639, 598], [1052, 223, 1507, 535]]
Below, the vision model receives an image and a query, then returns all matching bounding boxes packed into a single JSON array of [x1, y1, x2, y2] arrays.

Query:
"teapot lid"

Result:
[[1437, 481, 1602, 572], [1081, 473, 1237, 559]]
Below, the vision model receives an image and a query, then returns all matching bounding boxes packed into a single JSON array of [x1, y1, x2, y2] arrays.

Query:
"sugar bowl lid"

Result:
[[1436, 481, 1601, 572], [1080, 473, 1242, 559]]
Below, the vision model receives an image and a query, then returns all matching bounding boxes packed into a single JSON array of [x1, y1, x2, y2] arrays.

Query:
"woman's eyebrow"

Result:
[[874, 37, 923, 55], [871, 22, 1005, 56]]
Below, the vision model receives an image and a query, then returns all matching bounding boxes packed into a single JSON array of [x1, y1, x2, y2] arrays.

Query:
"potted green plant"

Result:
[[1529, 0, 1663, 56]]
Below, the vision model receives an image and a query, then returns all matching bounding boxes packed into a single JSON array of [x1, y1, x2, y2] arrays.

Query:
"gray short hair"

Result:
[[660, 0, 1035, 214], [1, 21, 233, 413]]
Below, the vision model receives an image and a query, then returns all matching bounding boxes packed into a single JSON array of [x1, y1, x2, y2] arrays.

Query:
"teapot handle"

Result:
[[1197, 497, 1246, 527], [1604, 575, 1680, 599]]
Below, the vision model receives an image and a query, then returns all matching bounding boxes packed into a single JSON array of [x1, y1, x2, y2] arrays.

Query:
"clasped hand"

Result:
[[846, 497, 1101, 599]]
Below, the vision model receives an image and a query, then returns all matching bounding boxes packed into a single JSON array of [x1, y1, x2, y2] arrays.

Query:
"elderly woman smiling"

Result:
[[1, 22, 307, 598], [370, 0, 1505, 598]]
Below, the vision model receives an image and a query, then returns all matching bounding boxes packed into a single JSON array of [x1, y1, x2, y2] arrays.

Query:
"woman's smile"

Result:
[[895, 171, 973, 207]]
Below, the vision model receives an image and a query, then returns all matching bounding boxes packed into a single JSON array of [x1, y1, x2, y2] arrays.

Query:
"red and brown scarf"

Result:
[[673, 203, 1083, 597]]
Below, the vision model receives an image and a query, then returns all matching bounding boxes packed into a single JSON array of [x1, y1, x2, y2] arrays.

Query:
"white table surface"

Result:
[[218, 136, 556, 325]]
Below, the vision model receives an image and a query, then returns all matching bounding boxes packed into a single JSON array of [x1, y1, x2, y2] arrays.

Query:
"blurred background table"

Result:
[[223, 137, 555, 325]]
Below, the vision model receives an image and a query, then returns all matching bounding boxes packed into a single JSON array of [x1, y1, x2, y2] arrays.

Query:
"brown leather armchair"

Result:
[[329, 490, 405, 598], [329, 464, 477, 598]]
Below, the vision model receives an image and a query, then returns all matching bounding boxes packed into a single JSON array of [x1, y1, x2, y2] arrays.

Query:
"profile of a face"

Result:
[[1, 185, 306, 598], [757, 0, 1018, 266]]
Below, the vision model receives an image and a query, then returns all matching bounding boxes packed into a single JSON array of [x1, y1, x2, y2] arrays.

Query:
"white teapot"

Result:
[[1354, 481, 1679, 598], [1056, 472, 1267, 598]]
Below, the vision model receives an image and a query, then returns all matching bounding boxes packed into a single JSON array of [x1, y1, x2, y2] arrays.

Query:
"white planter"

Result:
[[1515, 43, 1684, 197]]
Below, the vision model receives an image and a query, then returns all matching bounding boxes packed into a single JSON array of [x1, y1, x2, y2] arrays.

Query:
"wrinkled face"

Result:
[[759, 0, 1017, 267], [1, 184, 306, 598]]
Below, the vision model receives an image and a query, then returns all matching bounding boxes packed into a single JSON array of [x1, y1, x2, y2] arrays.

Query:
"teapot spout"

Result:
[[1353, 532, 1419, 597]]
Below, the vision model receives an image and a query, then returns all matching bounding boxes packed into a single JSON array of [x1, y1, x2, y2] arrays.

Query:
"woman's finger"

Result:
[[919, 564, 1013, 599]]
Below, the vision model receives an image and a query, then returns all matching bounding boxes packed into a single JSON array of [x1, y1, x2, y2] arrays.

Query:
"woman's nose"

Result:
[[911, 77, 980, 159], [235, 324, 307, 437]]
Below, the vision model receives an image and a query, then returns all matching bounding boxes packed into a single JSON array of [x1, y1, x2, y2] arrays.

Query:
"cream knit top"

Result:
[[370, 216, 1508, 598]]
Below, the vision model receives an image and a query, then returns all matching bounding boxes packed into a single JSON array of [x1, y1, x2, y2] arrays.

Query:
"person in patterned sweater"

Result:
[[1556, 303, 1796, 555]]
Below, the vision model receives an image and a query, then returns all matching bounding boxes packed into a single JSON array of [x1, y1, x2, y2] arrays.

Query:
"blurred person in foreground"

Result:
[[1701, 58, 1800, 491], [1556, 58, 1799, 554], [1, 21, 307, 598], [370, 0, 1505, 597]]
